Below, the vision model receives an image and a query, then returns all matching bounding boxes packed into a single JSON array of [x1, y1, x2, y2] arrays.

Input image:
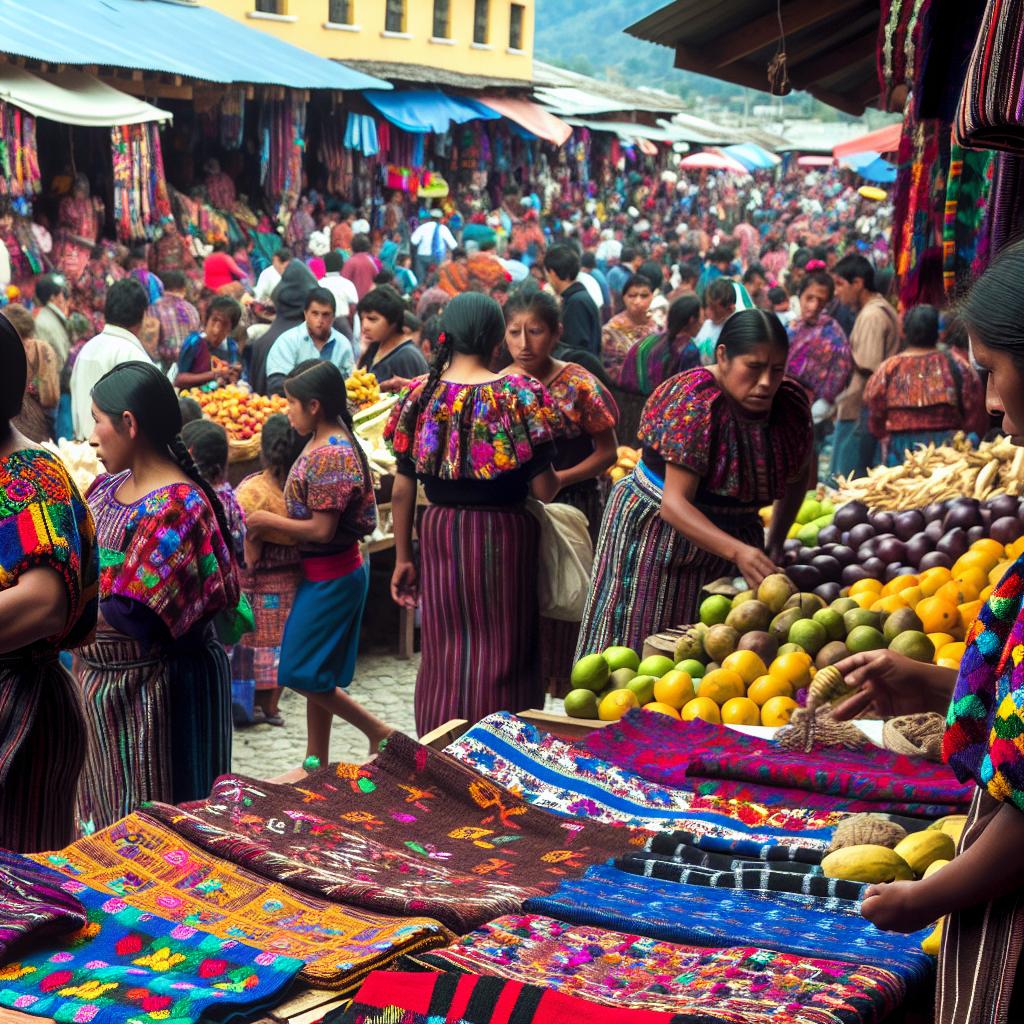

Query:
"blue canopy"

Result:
[[722, 142, 779, 171], [0, 0, 390, 90], [364, 90, 500, 134], [841, 151, 898, 184]]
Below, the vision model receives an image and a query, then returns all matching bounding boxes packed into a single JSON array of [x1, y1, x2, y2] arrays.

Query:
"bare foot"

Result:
[[269, 766, 309, 784], [367, 727, 395, 757]]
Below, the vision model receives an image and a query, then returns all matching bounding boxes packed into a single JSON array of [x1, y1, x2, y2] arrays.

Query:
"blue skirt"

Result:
[[278, 561, 370, 693], [884, 429, 954, 466]]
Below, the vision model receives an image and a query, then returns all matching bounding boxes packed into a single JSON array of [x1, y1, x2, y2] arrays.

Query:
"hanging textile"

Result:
[[943, 143, 994, 295], [343, 112, 379, 157], [110, 123, 172, 242], [988, 150, 1024, 258], [259, 93, 306, 215], [220, 88, 245, 150], [0, 100, 41, 199], [877, 0, 933, 106]]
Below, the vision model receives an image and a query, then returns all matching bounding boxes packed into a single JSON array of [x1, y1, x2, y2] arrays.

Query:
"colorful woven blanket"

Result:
[[0, 850, 86, 963], [148, 732, 632, 932], [444, 713, 841, 845], [523, 864, 935, 986], [400, 914, 906, 1023], [0, 854, 300, 1023], [326, 970, 687, 1023], [581, 711, 973, 817], [29, 813, 451, 992], [644, 829, 825, 865]]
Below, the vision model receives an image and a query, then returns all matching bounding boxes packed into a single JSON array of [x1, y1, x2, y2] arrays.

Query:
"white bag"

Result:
[[526, 498, 594, 622]]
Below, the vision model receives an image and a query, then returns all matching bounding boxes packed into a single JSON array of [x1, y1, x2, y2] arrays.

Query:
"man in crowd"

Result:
[[607, 245, 639, 312], [695, 278, 737, 364], [342, 234, 381, 299], [173, 296, 243, 391], [742, 264, 770, 310], [71, 278, 153, 438], [265, 287, 354, 395], [34, 273, 74, 440], [148, 269, 200, 369], [254, 246, 292, 305], [581, 251, 611, 321], [830, 254, 899, 481], [319, 250, 360, 341], [410, 209, 457, 285], [545, 243, 600, 357]]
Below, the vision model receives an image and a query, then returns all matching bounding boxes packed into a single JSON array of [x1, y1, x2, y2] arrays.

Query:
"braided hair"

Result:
[[0, 312, 26, 423], [91, 361, 236, 557], [259, 412, 302, 490]]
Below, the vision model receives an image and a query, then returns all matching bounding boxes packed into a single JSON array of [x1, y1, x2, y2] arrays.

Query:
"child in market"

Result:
[[181, 418, 246, 561], [174, 295, 243, 390]]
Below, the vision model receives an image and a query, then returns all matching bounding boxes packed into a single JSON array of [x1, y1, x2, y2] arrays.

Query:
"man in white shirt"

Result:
[[70, 278, 154, 439], [319, 250, 360, 342], [576, 269, 604, 315], [253, 247, 293, 304], [410, 210, 456, 285]]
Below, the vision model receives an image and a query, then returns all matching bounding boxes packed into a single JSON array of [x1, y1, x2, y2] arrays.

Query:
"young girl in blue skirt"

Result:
[[244, 360, 392, 760]]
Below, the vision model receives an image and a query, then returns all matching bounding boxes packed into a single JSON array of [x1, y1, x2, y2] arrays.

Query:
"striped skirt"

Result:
[[76, 628, 231, 833], [574, 468, 763, 660], [416, 504, 543, 736], [233, 562, 302, 691], [0, 651, 86, 853]]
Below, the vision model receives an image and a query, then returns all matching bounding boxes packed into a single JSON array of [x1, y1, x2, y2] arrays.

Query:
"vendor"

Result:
[[833, 237, 1024, 1022], [174, 296, 243, 391], [575, 308, 812, 659]]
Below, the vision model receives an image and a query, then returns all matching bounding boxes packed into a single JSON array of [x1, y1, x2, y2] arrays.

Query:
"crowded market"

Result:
[[1, 0, 1023, 1022]]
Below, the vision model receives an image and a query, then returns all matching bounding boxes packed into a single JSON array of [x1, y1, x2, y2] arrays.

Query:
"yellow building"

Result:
[[204, 0, 534, 86]]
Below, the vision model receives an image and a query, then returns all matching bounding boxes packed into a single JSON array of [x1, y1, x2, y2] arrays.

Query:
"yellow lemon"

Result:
[[916, 596, 960, 635], [698, 669, 746, 706], [721, 650, 768, 685], [936, 579, 979, 607], [958, 600, 984, 634], [990, 561, 1013, 586], [971, 538, 1005, 560], [760, 695, 799, 727], [747, 674, 795, 706], [643, 701, 681, 719], [936, 641, 967, 663], [851, 591, 879, 610], [768, 652, 813, 689], [871, 593, 908, 615], [954, 566, 989, 594], [954, 549, 1000, 576], [652, 670, 696, 710], [927, 633, 955, 660], [849, 578, 883, 598], [680, 696, 722, 724], [881, 574, 919, 597], [721, 696, 761, 725], [919, 566, 953, 597], [598, 689, 640, 722]]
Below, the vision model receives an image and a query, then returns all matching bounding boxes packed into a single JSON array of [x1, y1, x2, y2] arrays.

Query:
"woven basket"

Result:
[[228, 433, 262, 463]]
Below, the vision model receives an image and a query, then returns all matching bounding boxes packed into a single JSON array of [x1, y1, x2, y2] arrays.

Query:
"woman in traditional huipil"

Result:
[[0, 315, 96, 852], [54, 174, 102, 283], [576, 309, 812, 659], [386, 292, 559, 735], [79, 361, 240, 831]]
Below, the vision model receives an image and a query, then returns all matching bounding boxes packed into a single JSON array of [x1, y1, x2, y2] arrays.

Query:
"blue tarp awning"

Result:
[[363, 90, 500, 133], [0, 0, 390, 90], [722, 142, 780, 171], [841, 151, 898, 184]]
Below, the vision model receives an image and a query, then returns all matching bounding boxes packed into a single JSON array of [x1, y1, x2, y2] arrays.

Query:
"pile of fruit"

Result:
[[179, 385, 288, 441], [352, 395, 399, 478], [759, 489, 836, 546], [346, 367, 381, 409], [836, 433, 1024, 509], [608, 447, 640, 483]]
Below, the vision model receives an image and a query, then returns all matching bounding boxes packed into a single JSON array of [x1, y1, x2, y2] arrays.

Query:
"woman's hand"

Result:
[[830, 649, 956, 720], [380, 376, 412, 394], [733, 544, 779, 589], [391, 560, 419, 608], [861, 880, 943, 934], [245, 509, 274, 538]]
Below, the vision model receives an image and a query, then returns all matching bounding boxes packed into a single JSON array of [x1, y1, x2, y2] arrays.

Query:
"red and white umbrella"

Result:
[[797, 155, 834, 168], [679, 150, 750, 174]]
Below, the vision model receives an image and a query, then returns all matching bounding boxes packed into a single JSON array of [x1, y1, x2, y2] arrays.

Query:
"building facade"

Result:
[[205, 0, 534, 82]]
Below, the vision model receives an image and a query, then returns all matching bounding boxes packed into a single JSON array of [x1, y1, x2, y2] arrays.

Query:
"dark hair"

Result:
[[373, 268, 395, 286], [666, 295, 702, 338], [706, 278, 735, 306], [677, 264, 698, 284], [91, 361, 235, 555], [623, 273, 654, 296], [159, 270, 187, 292], [833, 253, 876, 291], [503, 286, 561, 334], [423, 292, 506, 405], [104, 278, 150, 330], [580, 251, 596, 270], [718, 308, 790, 359], [903, 304, 940, 348], [305, 286, 337, 314], [767, 285, 789, 305], [960, 240, 1024, 365], [709, 246, 733, 265], [181, 418, 228, 482], [274, 246, 293, 263], [543, 242, 581, 282], [799, 271, 835, 299], [36, 274, 69, 305], [323, 250, 344, 273], [637, 261, 663, 291], [791, 247, 812, 270], [3, 305, 34, 340], [403, 311, 422, 333], [357, 285, 404, 328], [351, 234, 371, 253], [451, 246, 467, 261], [206, 294, 243, 329], [620, 246, 637, 264], [212, 240, 228, 254], [0, 312, 26, 421], [178, 395, 203, 424], [742, 264, 767, 285], [259, 412, 301, 487]]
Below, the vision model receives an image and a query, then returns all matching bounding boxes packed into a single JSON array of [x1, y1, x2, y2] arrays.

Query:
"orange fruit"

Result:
[[850, 579, 883, 598], [954, 549, 1000, 575], [937, 657, 964, 671], [851, 591, 879, 610], [760, 695, 799, 727], [971, 538, 1005, 560], [643, 701, 681, 719], [881, 574, 919, 597], [900, 586, 924, 609], [958, 600, 984, 634], [721, 650, 768, 685], [871, 593, 908, 615], [747, 674, 794, 706], [699, 669, 746, 706], [721, 697, 761, 725], [937, 641, 967, 662], [768, 653, 813, 689], [653, 671, 696, 710], [1007, 537, 1024, 560], [953, 566, 988, 593], [927, 632, 955, 659], [935, 580, 978, 607], [919, 566, 953, 597], [680, 697, 722, 724], [990, 561, 1013, 586], [979, 584, 994, 603], [916, 596, 960, 634]]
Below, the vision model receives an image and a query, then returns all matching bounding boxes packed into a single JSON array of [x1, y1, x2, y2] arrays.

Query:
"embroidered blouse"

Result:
[[785, 314, 853, 405], [545, 363, 618, 472], [0, 449, 97, 649], [213, 480, 246, 562], [638, 368, 812, 507], [284, 438, 376, 556], [86, 473, 239, 640]]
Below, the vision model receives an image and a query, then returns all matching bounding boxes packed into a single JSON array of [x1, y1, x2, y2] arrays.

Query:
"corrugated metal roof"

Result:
[[532, 60, 686, 115], [339, 59, 531, 91], [0, 0, 390, 90]]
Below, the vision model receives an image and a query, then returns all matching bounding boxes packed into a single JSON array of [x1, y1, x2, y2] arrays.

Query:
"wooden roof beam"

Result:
[[675, 44, 776, 93], [788, 31, 878, 85], [711, 0, 866, 69]]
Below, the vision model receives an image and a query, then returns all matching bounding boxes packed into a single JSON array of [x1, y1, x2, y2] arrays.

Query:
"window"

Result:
[[473, 0, 489, 44], [329, 0, 352, 23], [255, 0, 282, 12], [432, 0, 450, 38], [385, 0, 406, 32], [509, 2, 524, 50]]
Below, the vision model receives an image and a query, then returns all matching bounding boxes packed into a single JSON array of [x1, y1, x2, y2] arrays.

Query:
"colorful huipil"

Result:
[[0, 448, 96, 853], [576, 368, 811, 658], [785, 313, 853, 404], [77, 473, 239, 833], [601, 311, 660, 385], [386, 374, 557, 735]]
